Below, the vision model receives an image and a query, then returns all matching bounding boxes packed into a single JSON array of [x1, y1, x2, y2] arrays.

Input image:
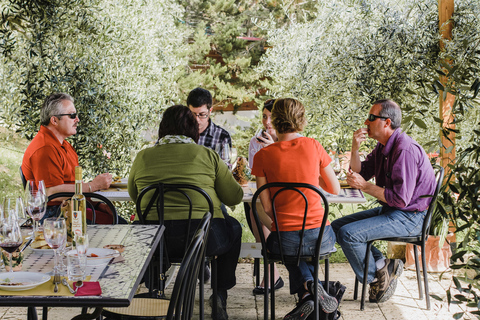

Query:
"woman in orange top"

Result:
[[251, 98, 340, 319]]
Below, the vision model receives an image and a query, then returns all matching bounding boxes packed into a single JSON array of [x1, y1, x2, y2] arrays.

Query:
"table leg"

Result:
[[27, 307, 38, 320]]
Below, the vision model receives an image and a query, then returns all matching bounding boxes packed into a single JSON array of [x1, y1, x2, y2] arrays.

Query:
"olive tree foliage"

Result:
[[174, 0, 319, 108], [0, 0, 186, 179], [257, 0, 446, 153]]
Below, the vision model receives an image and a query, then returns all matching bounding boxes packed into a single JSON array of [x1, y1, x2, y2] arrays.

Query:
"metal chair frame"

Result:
[[135, 183, 216, 320], [353, 166, 445, 310], [252, 182, 335, 320]]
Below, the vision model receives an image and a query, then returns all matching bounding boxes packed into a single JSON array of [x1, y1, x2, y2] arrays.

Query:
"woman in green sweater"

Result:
[[128, 105, 243, 320]]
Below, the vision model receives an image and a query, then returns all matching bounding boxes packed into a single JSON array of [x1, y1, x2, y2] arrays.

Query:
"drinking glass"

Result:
[[43, 218, 67, 274], [74, 234, 89, 255], [0, 210, 23, 273], [215, 140, 232, 169], [3, 197, 26, 226], [25, 180, 47, 235]]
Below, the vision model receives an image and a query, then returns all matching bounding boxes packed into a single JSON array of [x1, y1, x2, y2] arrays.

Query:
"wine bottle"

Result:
[[71, 166, 87, 237]]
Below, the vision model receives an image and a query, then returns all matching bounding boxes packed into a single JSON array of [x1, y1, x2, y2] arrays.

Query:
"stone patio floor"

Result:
[[0, 262, 465, 320]]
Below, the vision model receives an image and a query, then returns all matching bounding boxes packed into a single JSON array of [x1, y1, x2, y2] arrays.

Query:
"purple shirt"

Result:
[[360, 129, 436, 211]]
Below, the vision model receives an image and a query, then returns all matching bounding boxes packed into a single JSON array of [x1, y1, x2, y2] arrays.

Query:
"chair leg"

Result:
[[199, 259, 205, 320], [263, 259, 269, 320], [211, 258, 218, 319], [270, 262, 276, 320], [421, 242, 431, 310], [353, 277, 359, 300], [413, 245, 423, 300], [361, 241, 373, 311]]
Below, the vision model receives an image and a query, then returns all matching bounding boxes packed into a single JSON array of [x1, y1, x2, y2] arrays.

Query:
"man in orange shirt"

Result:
[[22, 93, 112, 218]]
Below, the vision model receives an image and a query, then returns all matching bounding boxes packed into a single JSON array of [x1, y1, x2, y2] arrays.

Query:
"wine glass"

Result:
[[3, 197, 26, 226], [25, 180, 47, 235], [215, 140, 232, 169], [0, 210, 23, 273], [43, 218, 67, 274]]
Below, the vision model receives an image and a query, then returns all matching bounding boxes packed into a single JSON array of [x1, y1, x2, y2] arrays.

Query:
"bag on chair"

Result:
[[308, 281, 346, 320]]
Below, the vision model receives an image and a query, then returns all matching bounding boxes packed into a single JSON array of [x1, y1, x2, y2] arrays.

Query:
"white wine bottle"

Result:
[[71, 166, 87, 236]]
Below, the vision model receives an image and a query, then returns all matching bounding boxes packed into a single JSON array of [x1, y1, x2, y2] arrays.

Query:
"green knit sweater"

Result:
[[128, 142, 243, 221]]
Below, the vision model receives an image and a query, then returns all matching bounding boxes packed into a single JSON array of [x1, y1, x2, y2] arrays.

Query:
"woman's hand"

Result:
[[257, 131, 276, 146]]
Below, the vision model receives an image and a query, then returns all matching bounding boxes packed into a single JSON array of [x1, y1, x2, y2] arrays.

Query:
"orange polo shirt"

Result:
[[22, 125, 79, 188], [251, 137, 332, 232]]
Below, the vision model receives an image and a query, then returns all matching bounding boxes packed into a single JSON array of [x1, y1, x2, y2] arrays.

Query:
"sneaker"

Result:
[[284, 294, 315, 320], [373, 259, 404, 303], [307, 281, 338, 314], [209, 294, 228, 320], [252, 277, 285, 295]]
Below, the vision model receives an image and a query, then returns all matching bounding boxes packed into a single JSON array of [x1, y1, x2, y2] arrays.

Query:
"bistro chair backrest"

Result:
[[136, 183, 214, 251], [251, 182, 330, 267], [421, 166, 445, 242], [48, 192, 119, 225]]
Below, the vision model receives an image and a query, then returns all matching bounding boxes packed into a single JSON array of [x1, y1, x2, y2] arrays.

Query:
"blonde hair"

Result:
[[271, 98, 307, 134]]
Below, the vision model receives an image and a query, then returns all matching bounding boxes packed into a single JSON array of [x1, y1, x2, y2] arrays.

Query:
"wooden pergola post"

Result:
[[438, 0, 456, 246], [438, 0, 455, 171]]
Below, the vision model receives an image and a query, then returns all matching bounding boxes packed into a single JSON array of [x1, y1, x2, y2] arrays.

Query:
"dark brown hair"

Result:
[[158, 105, 199, 142]]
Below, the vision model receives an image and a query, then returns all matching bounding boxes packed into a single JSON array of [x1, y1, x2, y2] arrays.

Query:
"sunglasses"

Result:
[[367, 114, 389, 122], [54, 113, 78, 119]]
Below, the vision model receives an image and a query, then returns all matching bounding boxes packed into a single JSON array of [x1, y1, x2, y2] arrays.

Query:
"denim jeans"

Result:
[[267, 225, 336, 295], [164, 216, 242, 291], [331, 206, 426, 283]]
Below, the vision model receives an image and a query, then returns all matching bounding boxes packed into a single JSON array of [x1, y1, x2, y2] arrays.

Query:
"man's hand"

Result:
[[91, 173, 113, 191], [346, 170, 367, 190], [352, 128, 368, 151]]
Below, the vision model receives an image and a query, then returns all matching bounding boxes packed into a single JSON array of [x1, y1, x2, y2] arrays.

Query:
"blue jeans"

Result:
[[331, 206, 426, 283], [267, 226, 336, 295]]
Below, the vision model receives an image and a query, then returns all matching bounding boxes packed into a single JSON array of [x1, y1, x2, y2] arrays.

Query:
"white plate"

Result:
[[0, 272, 51, 291], [68, 248, 120, 266], [111, 178, 128, 188], [29, 247, 54, 254]]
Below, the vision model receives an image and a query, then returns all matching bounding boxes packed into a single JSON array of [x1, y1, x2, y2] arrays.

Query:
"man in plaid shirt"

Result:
[[187, 87, 232, 151]]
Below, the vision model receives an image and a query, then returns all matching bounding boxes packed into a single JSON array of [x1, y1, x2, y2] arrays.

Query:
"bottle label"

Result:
[[72, 210, 83, 235]]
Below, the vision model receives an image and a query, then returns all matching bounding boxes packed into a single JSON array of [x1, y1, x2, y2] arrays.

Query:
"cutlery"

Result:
[[53, 273, 60, 293], [20, 238, 33, 252], [62, 278, 77, 294]]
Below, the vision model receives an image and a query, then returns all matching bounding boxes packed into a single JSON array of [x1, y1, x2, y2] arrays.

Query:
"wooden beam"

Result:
[[438, 0, 455, 172]]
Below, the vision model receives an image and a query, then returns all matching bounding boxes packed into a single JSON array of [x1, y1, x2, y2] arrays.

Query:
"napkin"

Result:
[[74, 281, 102, 296]]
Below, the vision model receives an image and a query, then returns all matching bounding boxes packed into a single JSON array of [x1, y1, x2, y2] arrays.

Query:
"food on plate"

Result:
[[30, 232, 50, 250], [89, 253, 99, 257], [103, 244, 125, 253], [113, 176, 122, 183]]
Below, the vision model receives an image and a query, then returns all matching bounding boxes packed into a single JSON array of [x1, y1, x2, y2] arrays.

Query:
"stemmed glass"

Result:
[[216, 140, 233, 170], [0, 208, 23, 273], [43, 218, 67, 274], [25, 180, 47, 235], [3, 197, 26, 227]]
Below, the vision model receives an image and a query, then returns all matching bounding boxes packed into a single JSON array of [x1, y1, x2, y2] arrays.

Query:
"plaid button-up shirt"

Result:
[[198, 119, 232, 151]]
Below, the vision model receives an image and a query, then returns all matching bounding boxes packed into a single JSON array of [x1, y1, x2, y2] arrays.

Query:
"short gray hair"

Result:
[[40, 93, 74, 126], [374, 99, 402, 129]]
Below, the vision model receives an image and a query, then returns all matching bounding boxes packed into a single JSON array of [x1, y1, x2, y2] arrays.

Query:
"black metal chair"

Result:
[[353, 166, 445, 310], [19, 166, 27, 189], [48, 192, 119, 225], [251, 182, 336, 320], [134, 183, 216, 320], [102, 213, 211, 320]]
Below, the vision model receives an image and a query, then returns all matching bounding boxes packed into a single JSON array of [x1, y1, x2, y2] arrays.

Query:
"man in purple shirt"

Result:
[[331, 99, 436, 304]]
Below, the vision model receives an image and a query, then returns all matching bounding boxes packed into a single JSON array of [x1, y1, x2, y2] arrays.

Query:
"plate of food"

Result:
[[111, 177, 128, 188], [0, 272, 51, 291], [29, 233, 53, 253], [68, 248, 120, 266]]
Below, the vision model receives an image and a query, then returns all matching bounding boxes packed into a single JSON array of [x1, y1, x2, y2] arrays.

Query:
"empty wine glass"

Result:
[[3, 197, 26, 226], [215, 140, 232, 169], [25, 180, 47, 235], [0, 209, 23, 273], [43, 218, 67, 274]]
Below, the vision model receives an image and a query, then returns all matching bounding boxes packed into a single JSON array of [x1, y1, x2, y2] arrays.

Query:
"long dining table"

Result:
[[0, 224, 164, 320]]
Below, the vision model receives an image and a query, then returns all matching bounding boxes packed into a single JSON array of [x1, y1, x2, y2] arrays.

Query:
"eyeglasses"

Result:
[[367, 114, 389, 122], [192, 111, 209, 119], [54, 113, 78, 119]]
